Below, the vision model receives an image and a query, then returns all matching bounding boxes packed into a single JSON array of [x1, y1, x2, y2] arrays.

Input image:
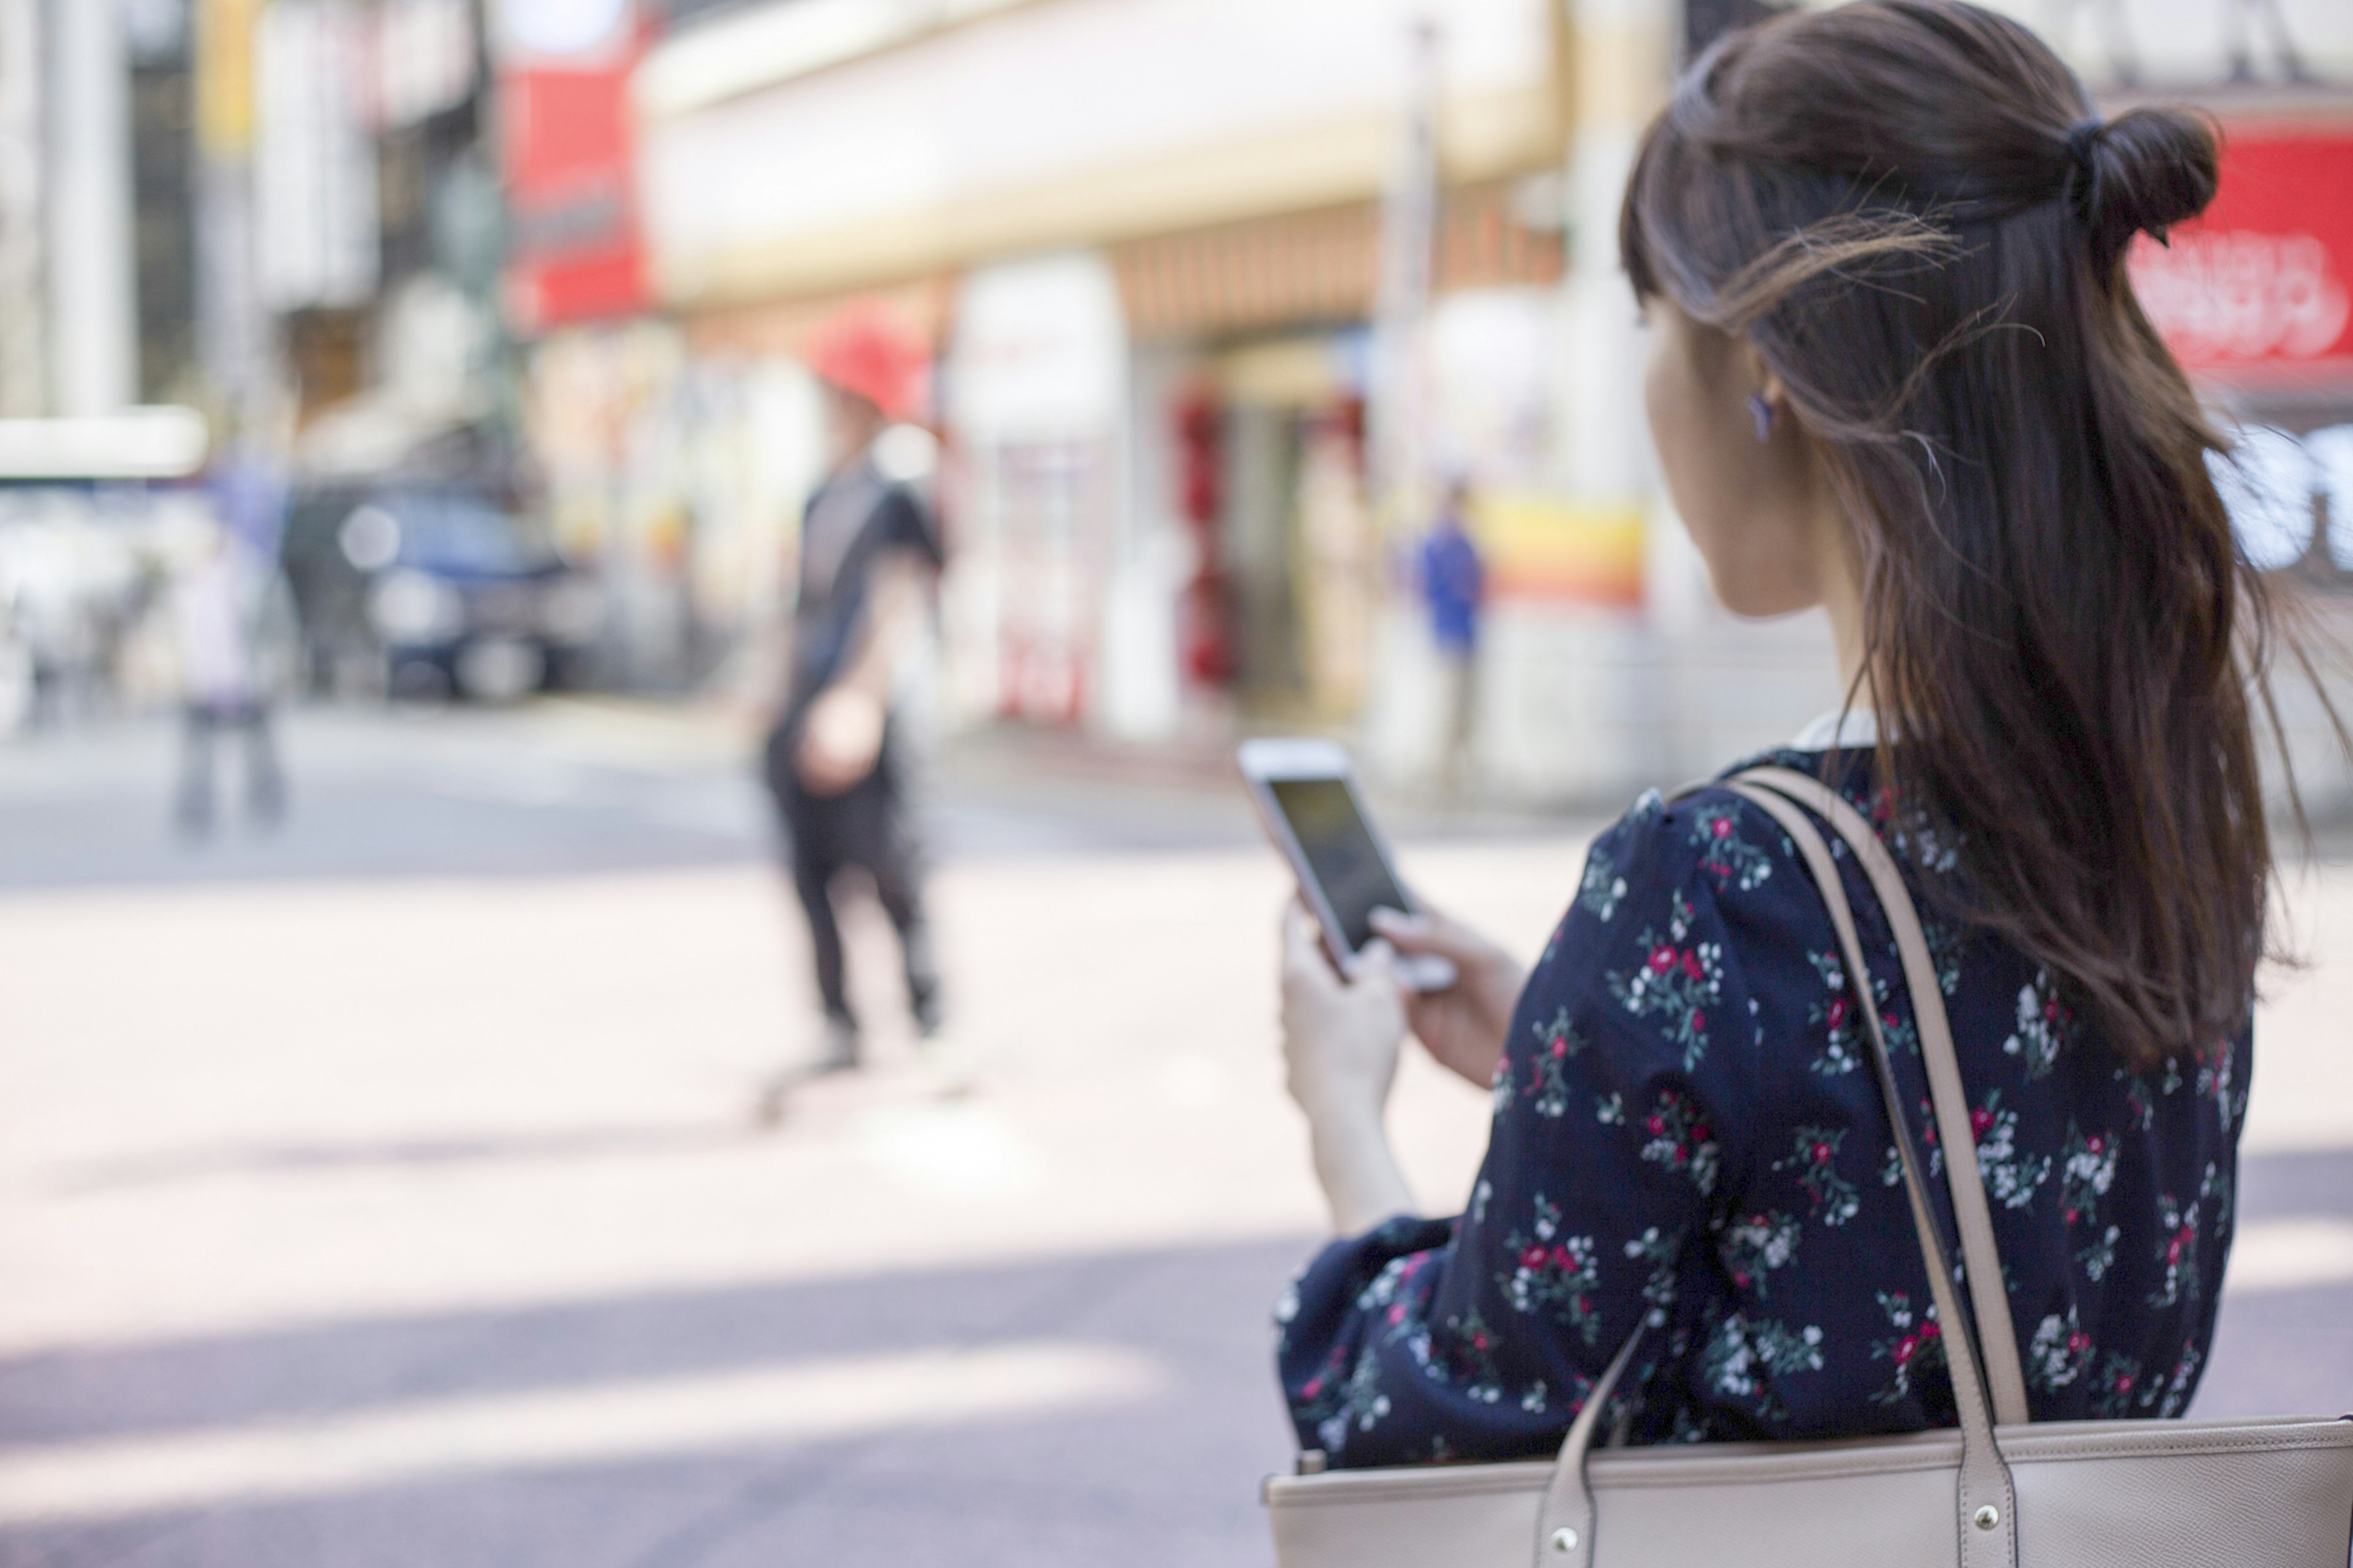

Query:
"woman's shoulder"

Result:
[[1574, 747, 1852, 924]]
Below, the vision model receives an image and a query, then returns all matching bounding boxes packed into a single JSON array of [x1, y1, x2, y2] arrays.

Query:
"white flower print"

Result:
[[1522, 1006, 1586, 1117], [2002, 971, 2068, 1080], [1625, 1224, 1684, 1326], [1689, 801, 1775, 891], [1773, 1126, 1861, 1227], [1607, 891, 1723, 1070], [1701, 1315, 1825, 1420], [1969, 1091, 2052, 1211], [1717, 1210, 1802, 1297], [1805, 949, 1864, 1076], [1867, 1290, 1946, 1406], [2058, 1120, 2116, 1230], [1578, 851, 1629, 922], [2026, 1307, 2094, 1392], [1498, 1194, 1604, 1343], [1318, 1347, 1393, 1452], [2079, 1225, 2120, 1282], [1638, 1088, 1722, 1197]]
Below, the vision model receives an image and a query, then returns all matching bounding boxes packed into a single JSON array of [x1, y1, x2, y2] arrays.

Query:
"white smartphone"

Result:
[[1238, 738, 1458, 993]]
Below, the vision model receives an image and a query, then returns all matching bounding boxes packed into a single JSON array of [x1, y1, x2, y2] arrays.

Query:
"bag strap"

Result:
[[1736, 765, 2031, 1426], [1533, 772, 2020, 1568]]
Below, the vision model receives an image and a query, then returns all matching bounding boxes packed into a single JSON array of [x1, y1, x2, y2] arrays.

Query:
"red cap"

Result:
[[805, 299, 929, 422]]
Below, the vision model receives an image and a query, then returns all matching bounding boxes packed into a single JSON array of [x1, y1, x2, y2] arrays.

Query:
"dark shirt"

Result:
[[786, 455, 944, 725], [1419, 521, 1484, 654], [1278, 745, 2246, 1463]]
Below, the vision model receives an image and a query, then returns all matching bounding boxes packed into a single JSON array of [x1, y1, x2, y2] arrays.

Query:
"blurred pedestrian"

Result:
[[171, 516, 294, 838], [1416, 477, 1484, 798], [758, 302, 947, 1112]]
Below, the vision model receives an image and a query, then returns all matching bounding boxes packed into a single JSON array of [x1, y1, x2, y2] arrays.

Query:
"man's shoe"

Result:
[[813, 1015, 862, 1074], [751, 1017, 863, 1127]]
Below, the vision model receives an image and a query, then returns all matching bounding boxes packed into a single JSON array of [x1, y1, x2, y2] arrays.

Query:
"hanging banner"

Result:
[[496, 0, 648, 334], [2131, 127, 2353, 380]]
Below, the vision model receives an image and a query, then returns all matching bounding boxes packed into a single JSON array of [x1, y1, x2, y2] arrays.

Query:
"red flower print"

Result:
[[1971, 1107, 1994, 1139], [1648, 946, 1675, 974], [1711, 817, 1732, 838], [1681, 951, 1704, 980]]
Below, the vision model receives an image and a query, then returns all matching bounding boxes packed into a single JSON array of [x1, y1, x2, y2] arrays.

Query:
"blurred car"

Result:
[[281, 485, 604, 701]]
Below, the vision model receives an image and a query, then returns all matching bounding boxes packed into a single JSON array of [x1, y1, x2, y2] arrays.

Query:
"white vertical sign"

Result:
[[256, 0, 379, 311]]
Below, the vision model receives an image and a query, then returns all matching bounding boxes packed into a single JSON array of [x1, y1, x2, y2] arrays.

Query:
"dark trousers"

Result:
[[176, 700, 284, 835], [763, 729, 939, 1034]]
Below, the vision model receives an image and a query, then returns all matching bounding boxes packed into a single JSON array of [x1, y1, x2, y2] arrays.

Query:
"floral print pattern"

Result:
[[2003, 971, 2069, 1080], [1691, 801, 1777, 891], [1277, 747, 2246, 1466], [1523, 1007, 1586, 1118], [1867, 1290, 1945, 1406], [1606, 890, 1723, 1070]]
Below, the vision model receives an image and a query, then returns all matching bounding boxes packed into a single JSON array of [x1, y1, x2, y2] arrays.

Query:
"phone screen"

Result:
[[1268, 777, 1409, 953]]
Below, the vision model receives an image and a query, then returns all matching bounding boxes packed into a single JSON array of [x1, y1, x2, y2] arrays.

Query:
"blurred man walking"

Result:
[[758, 302, 947, 1115]]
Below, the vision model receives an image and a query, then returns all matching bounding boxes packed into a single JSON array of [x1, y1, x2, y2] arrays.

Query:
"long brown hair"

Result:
[[1620, 0, 2273, 1069]]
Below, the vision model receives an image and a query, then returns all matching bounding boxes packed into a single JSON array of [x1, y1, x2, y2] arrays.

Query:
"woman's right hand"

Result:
[[1368, 904, 1526, 1091]]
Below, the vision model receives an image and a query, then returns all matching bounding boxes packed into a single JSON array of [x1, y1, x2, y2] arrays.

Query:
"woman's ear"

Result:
[[1738, 338, 1790, 418]]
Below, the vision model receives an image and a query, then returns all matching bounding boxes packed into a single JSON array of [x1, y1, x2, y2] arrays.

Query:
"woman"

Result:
[[1277, 0, 2273, 1464]]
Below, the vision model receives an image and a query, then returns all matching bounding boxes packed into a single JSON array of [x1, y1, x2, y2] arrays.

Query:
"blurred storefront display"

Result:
[[619, 0, 1643, 795], [2, 0, 2348, 780]]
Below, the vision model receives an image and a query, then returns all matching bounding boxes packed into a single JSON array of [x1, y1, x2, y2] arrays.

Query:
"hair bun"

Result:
[[2076, 107, 2219, 269]]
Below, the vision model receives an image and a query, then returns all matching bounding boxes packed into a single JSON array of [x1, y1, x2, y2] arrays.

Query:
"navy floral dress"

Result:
[[1277, 746, 2248, 1464]]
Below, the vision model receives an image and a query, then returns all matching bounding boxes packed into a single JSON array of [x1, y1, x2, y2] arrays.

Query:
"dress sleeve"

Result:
[[1276, 790, 1783, 1465]]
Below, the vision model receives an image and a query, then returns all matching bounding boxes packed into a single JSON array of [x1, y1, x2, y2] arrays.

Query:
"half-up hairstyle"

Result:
[[1621, 0, 2268, 1070]]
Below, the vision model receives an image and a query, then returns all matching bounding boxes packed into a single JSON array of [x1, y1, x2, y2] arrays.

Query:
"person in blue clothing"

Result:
[[1275, 0, 2290, 1463], [1417, 480, 1485, 799]]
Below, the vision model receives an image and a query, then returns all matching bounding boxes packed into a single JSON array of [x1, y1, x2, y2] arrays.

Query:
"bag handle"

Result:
[[1736, 765, 2031, 1424], [1533, 772, 2019, 1567]]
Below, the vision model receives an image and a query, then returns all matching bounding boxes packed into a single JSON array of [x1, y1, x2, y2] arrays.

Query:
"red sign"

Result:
[[2130, 127, 2353, 376], [499, 13, 648, 333]]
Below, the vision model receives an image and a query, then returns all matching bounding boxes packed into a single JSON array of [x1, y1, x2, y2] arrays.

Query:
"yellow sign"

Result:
[[195, 0, 262, 157], [1471, 494, 1646, 607]]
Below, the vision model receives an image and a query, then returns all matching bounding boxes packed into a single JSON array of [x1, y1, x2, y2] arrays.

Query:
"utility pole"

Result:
[[47, 0, 142, 416]]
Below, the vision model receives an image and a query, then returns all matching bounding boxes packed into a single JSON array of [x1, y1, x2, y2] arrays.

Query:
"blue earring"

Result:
[[1748, 393, 1776, 442]]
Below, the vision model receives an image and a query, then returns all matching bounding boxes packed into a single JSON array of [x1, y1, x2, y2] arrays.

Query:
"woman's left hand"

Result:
[[1280, 903, 1418, 1232]]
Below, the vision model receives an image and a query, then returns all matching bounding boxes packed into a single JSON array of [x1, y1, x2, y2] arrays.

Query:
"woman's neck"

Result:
[[1811, 494, 1871, 705]]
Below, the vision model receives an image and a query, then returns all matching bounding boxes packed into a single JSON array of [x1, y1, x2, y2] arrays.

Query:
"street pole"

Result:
[[0, 0, 43, 415], [195, 0, 267, 433], [1371, 16, 1441, 551], [47, 0, 141, 415]]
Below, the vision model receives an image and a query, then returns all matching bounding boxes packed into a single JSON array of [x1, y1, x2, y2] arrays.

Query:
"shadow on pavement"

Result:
[[0, 1237, 1313, 1568]]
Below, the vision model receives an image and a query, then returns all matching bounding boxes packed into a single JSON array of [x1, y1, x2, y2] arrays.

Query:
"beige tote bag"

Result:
[[1265, 765, 2353, 1568]]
